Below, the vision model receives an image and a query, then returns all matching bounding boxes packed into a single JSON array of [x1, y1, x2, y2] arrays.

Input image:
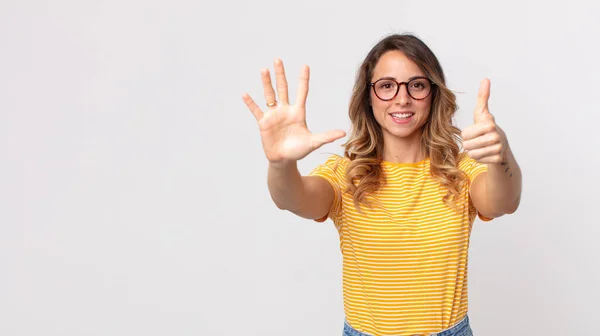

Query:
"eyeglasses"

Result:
[[370, 77, 434, 101]]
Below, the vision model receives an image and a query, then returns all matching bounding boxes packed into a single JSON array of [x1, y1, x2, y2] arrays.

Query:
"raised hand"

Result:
[[242, 59, 346, 163], [462, 78, 509, 164]]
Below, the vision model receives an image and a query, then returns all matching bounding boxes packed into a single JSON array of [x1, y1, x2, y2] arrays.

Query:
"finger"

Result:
[[481, 109, 495, 121], [461, 122, 496, 141], [242, 93, 264, 121], [274, 59, 289, 105], [476, 78, 490, 110], [261, 69, 277, 107], [309, 129, 346, 150], [462, 132, 501, 151], [466, 143, 502, 160], [474, 78, 491, 124], [296, 65, 310, 108], [472, 154, 503, 164]]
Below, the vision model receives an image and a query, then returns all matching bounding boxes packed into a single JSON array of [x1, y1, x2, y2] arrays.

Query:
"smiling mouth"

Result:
[[390, 112, 415, 120]]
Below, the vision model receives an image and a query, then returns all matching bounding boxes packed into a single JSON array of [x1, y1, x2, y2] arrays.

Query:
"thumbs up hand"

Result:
[[461, 79, 509, 164]]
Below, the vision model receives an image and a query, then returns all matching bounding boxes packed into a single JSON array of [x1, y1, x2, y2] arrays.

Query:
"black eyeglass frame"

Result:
[[369, 76, 436, 101]]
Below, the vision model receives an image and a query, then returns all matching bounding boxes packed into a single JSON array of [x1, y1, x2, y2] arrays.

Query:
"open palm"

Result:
[[242, 59, 346, 163]]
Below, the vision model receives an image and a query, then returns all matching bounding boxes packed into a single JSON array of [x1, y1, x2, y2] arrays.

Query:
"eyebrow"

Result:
[[374, 75, 427, 82]]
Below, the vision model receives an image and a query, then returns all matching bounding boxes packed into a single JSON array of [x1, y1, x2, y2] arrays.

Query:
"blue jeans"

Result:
[[343, 314, 473, 336]]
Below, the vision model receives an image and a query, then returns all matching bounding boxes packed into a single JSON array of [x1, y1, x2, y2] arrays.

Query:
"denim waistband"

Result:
[[343, 314, 471, 336]]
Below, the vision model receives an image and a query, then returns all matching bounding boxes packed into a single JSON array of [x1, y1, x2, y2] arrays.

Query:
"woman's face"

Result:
[[369, 50, 433, 141]]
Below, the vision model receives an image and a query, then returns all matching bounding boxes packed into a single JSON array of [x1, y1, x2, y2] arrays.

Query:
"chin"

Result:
[[389, 129, 418, 139], [387, 122, 421, 137]]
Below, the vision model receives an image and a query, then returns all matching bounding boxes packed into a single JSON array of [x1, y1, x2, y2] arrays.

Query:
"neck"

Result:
[[381, 130, 426, 164]]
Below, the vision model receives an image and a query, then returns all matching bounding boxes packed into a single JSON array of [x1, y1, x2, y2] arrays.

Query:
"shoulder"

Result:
[[457, 151, 474, 169], [311, 154, 350, 173], [323, 153, 350, 166], [457, 151, 488, 181], [307, 154, 351, 189]]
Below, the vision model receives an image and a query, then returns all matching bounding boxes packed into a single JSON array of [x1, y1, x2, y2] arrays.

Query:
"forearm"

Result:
[[486, 146, 522, 214], [267, 161, 306, 211]]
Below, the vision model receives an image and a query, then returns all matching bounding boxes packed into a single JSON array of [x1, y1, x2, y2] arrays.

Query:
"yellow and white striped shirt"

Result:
[[309, 153, 490, 336]]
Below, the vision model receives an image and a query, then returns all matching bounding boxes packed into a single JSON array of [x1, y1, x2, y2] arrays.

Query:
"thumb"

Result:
[[310, 129, 346, 150], [474, 78, 491, 124]]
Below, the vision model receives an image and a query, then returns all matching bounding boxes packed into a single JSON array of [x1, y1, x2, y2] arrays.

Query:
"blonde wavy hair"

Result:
[[341, 33, 468, 211]]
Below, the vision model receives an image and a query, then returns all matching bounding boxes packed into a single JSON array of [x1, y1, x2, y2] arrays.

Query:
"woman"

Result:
[[242, 33, 522, 336]]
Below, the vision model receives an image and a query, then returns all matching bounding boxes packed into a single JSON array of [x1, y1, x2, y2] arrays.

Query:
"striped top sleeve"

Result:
[[307, 154, 346, 223], [459, 152, 493, 222]]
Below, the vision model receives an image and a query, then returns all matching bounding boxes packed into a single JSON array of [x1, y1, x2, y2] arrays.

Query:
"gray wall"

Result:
[[1, 0, 598, 335]]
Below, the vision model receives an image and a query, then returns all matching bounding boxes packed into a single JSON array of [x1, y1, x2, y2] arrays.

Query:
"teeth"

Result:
[[391, 113, 413, 119]]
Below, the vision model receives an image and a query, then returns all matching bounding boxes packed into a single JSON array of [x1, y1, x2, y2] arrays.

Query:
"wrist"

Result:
[[268, 159, 298, 170]]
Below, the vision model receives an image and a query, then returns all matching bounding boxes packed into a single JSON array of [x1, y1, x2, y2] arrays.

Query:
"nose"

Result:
[[394, 83, 411, 106]]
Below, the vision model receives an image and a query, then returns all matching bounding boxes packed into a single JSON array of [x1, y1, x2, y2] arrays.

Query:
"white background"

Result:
[[1, 0, 599, 335]]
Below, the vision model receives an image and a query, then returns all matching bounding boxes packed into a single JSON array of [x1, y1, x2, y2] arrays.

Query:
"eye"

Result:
[[376, 80, 396, 91], [410, 79, 429, 91]]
